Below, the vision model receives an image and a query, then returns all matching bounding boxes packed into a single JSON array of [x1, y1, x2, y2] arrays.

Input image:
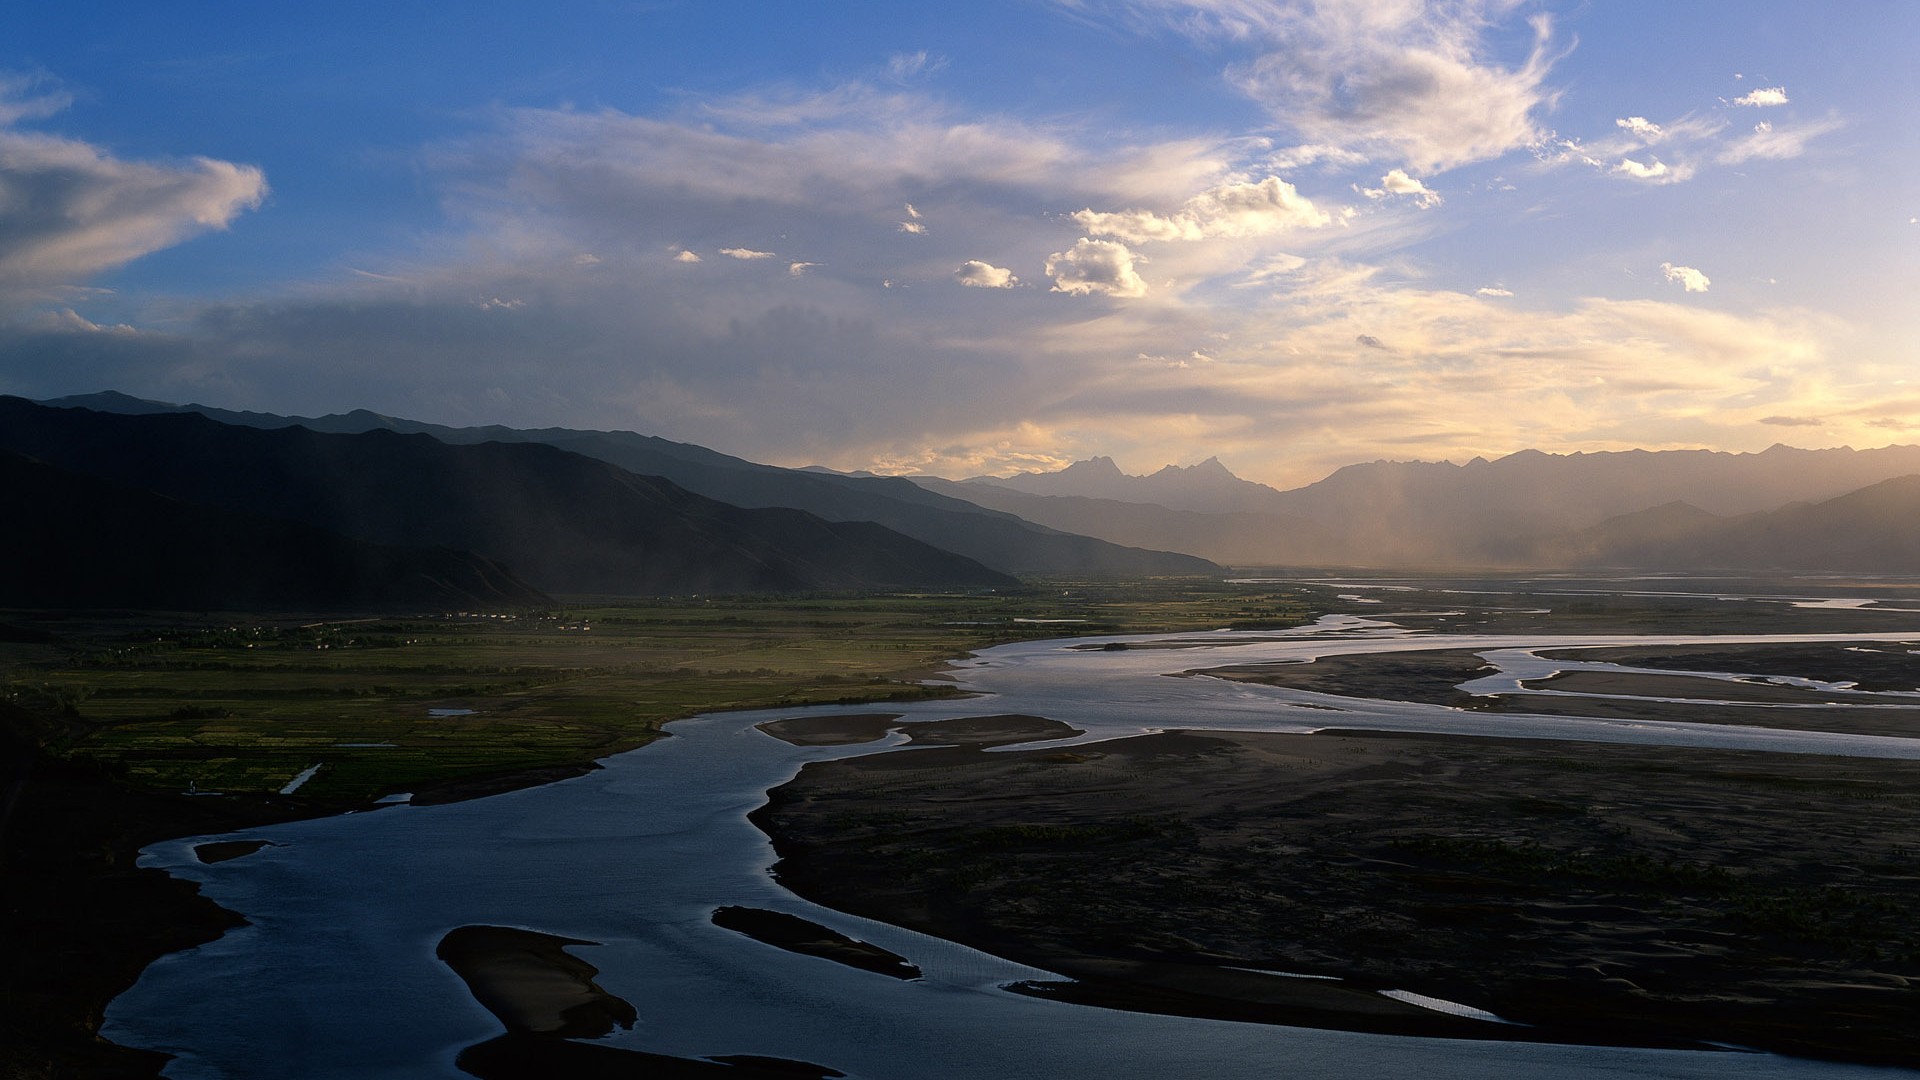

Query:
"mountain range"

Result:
[[925, 446, 1920, 571], [0, 397, 1027, 607], [13, 391, 1920, 611], [41, 392, 1217, 580]]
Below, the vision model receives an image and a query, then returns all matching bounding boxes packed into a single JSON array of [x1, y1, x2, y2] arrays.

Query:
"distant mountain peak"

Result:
[[1061, 455, 1124, 477]]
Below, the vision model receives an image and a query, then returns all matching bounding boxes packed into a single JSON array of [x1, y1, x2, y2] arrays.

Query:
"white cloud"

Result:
[[955, 260, 1018, 288], [1613, 156, 1678, 182], [1072, 176, 1332, 243], [787, 261, 820, 276], [673, 249, 701, 263], [1264, 143, 1369, 171], [898, 220, 927, 235], [1045, 238, 1148, 298], [1716, 116, 1843, 164], [903, 203, 922, 219], [1733, 86, 1789, 107], [1660, 261, 1711, 293], [1132, 1, 1564, 172], [0, 81, 267, 307], [1476, 286, 1513, 297], [1362, 168, 1440, 208], [1615, 116, 1663, 139], [720, 247, 776, 260]]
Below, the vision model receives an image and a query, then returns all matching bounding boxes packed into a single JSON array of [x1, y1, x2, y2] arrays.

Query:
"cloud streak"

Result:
[[0, 77, 267, 309]]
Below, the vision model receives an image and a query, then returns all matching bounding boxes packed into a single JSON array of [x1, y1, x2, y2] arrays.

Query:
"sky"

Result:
[[2, 1, 1916, 488]]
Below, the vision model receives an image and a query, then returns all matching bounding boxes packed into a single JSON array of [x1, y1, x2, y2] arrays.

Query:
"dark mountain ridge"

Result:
[[0, 398, 1016, 597], [40, 393, 1219, 579], [0, 450, 552, 611]]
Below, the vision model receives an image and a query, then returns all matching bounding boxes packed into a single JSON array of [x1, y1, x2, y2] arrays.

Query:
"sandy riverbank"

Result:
[[756, 726, 1920, 1067]]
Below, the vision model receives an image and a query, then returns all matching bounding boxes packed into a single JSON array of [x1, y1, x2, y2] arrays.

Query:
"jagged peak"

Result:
[[1059, 455, 1124, 477]]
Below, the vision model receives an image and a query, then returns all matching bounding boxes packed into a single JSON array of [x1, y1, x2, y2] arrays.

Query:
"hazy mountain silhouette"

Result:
[[966, 455, 1286, 514], [42, 393, 1220, 578], [0, 449, 552, 611], [0, 398, 1017, 596], [1545, 476, 1920, 572], [910, 476, 1343, 566], [946, 447, 1920, 568]]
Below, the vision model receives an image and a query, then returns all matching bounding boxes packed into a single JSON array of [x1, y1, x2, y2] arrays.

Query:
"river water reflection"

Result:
[[106, 613, 1920, 1078]]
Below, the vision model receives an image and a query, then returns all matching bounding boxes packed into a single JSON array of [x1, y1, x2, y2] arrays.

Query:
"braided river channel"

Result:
[[106, 595, 1920, 1078]]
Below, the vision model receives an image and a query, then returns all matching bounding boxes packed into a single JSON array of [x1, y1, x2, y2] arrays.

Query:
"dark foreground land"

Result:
[[757, 726, 1920, 1067]]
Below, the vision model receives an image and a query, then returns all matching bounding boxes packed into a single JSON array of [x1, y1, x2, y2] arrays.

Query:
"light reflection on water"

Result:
[[105, 612, 1920, 1079]]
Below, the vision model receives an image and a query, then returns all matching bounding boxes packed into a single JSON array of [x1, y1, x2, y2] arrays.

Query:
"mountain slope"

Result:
[[0, 450, 552, 611], [1552, 476, 1920, 572], [41, 393, 1220, 578], [0, 399, 1017, 596]]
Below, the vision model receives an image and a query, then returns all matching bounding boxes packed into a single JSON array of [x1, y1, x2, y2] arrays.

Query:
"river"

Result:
[[103, 610, 1920, 1078]]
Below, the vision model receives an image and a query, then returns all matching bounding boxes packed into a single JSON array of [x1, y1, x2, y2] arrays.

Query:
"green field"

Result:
[[1, 582, 1308, 805]]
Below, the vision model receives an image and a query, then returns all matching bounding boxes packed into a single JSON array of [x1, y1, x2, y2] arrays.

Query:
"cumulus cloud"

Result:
[[898, 220, 926, 235], [1476, 286, 1513, 297], [719, 247, 776, 260], [1660, 261, 1711, 293], [1130, 0, 1564, 172], [1733, 86, 1789, 107], [1072, 176, 1332, 243], [1361, 168, 1440, 207], [787, 261, 820, 276], [955, 260, 1018, 288], [673, 249, 702, 263], [0, 79, 267, 306], [1045, 238, 1148, 298]]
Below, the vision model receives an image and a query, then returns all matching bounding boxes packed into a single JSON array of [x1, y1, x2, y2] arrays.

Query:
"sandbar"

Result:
[[757, 726, 1920, 1066], [436, 925, 637, 1039]]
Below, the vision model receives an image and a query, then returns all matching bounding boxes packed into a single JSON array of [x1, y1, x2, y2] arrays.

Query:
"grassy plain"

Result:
[[2, 580, 1302, 804]]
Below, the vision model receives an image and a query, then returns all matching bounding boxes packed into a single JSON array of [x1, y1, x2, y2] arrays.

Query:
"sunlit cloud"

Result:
[[955, 260, 1018, 288], [1615, 116, 1663, 139], [1072, 176, 1332, 243], [1660, 261, 1711, 293], [1613, 156, 1692, 183], [1361, 168, 1440, 208], [0, 74, 267, 309], [1733, 86, 1790, 107], [673, 249, 702, 263], [1116, 1, 1565, 172], [1045, 238, 1148, 297], [720, 247, 776, 260]]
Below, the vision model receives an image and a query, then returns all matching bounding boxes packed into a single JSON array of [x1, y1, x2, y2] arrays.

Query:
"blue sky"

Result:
[[2, 1, 1915, 486]]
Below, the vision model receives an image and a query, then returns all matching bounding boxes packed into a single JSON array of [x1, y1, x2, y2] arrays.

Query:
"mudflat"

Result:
[[756, 727, 1920, 1066], [1209, 644, 1920, 737]]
